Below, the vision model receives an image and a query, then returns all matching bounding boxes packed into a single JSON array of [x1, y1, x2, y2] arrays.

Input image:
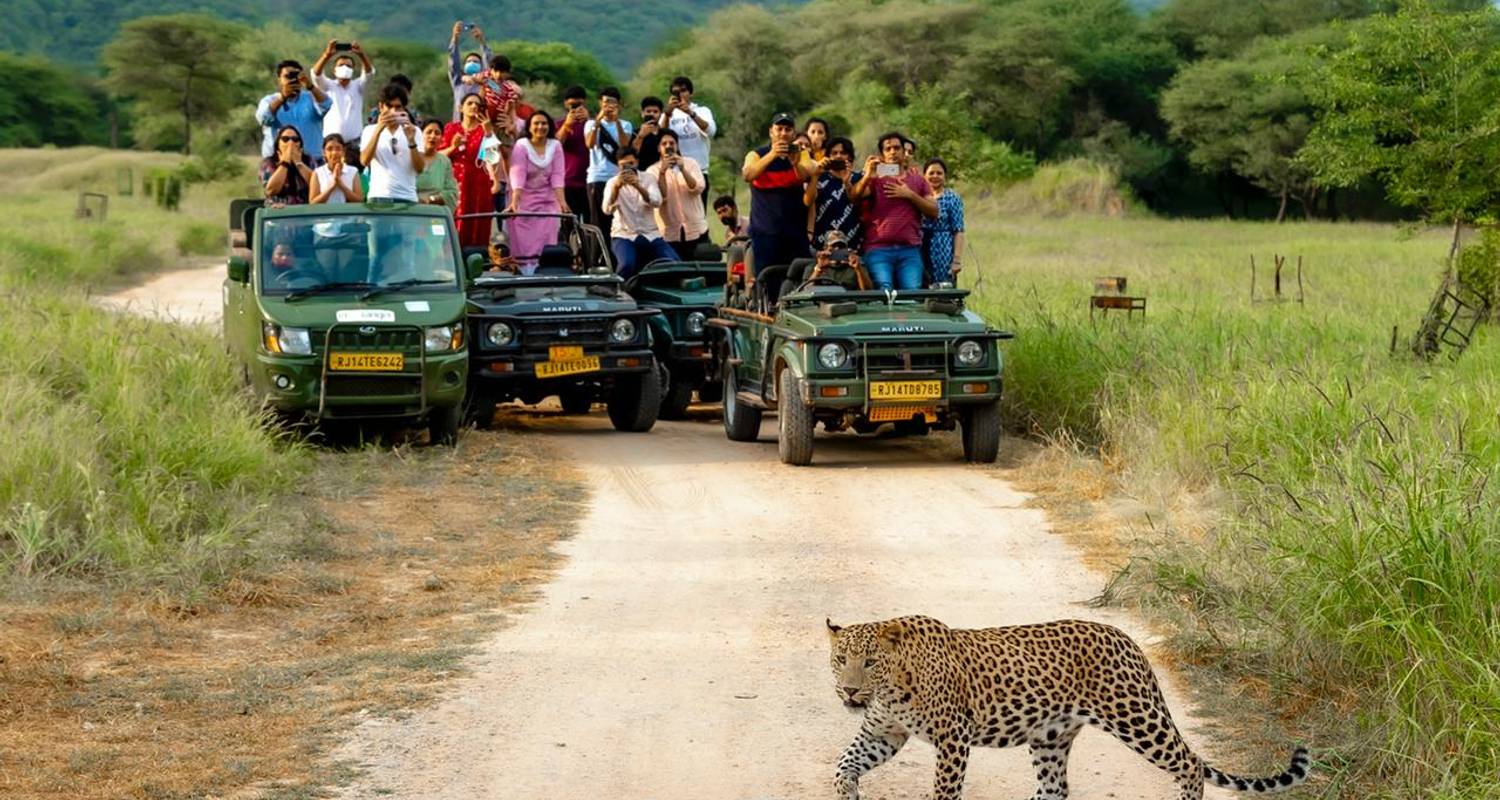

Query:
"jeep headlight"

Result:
[[685, 312, 707, 336], [425, 325, 462, 353], [486, 322, 514, 347], [955, 339, 985, 367], [610, 318, 637, 343], [817, 342, 849, 370], [264, 322, 311, 355]]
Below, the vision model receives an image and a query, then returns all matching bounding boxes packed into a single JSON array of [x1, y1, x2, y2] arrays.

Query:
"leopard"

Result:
[[826, 615, 1310, 800]]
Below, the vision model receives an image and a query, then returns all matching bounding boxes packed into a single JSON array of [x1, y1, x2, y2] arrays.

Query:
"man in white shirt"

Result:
[[312, 40, 375, 165], [664, 76, 717, 211], [359, 84, 429, 203], [602, 147, 678, 278]]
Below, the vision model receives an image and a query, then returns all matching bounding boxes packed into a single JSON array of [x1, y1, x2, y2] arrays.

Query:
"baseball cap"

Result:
[[771, 112, 795, 127]]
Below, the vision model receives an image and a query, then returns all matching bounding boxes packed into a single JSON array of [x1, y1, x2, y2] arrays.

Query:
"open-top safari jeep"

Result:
[[710, 247, 1012, 466], [222, 201, 469, 444], [622, 241, 728, 418], [460, 211, 662, 432]]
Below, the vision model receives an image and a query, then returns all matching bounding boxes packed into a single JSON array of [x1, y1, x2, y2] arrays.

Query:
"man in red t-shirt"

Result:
[[852, 131, 937, 290], [556, 85, 591, 220]]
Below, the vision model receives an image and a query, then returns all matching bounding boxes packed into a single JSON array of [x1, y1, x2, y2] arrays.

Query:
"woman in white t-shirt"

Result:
[[310, 133, 365, 204]]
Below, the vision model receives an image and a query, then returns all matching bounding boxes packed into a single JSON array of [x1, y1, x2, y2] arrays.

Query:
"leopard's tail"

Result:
[[1203, 747, 1310, 793]]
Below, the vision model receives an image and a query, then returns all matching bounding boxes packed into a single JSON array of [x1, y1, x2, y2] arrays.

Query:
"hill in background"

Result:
[[0, 0, 797, 76]]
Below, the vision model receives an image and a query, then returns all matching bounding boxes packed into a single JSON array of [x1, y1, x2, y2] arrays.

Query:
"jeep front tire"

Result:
[[777, 367, 815, 466], [607, 368, 661, 432], [960, 400, 1001, 463]]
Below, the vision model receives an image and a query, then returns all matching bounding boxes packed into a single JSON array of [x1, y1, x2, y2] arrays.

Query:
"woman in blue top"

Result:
[[921, 158, 966, 285]]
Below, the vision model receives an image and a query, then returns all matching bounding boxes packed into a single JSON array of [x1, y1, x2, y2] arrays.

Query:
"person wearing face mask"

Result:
[[447, 21, 493, 121], [312, 40, 374, 166]]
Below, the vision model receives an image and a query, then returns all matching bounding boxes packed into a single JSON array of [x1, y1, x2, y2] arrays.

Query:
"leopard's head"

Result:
[[825, 618, 894, 709]]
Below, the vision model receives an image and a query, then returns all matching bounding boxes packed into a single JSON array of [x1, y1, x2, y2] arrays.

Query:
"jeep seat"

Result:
[[693, 242, 723, 263], [779, 258, 816, 301], [534, 244, 575, 276]]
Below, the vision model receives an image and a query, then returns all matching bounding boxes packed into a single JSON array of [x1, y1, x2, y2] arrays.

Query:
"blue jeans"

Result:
[[863, 245, 924, 290], [612, 236, 678, 278]]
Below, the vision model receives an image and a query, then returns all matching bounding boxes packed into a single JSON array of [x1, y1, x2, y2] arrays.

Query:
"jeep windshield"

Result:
[[260, 214, 459, 297]]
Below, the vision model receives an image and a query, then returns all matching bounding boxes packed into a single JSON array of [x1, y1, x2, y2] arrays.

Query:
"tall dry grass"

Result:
[[966, 214, 1499, 796]]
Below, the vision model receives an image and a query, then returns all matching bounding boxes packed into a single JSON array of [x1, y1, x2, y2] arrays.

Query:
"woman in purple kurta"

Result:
[[505, 111, 567, 273]]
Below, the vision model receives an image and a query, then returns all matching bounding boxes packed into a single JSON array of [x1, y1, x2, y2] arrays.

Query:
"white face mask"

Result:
[[334, 64, 354, 80]]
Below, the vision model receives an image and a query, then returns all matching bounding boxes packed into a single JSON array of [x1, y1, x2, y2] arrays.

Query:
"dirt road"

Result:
[[95, 259, 225, 326], [332, 411, 1220, 800], [99, 265, 1223, 798]]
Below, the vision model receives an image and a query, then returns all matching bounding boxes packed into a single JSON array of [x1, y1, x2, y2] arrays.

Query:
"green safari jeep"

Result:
[[622, 242, 727, 419], [222, 202, 470, 444], [711, 261, 1013, 466]]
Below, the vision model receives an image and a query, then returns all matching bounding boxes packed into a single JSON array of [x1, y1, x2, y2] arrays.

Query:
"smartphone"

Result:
[[875, 163, 902, 178], [334, 41, 352, 51], [461, 21, 476, 32]]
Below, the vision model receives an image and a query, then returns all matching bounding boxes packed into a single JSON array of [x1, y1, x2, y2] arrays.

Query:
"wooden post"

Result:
[[1274, 254, 1284, 300], [1297, 256, 1304, 304], [1250, 254, 1257, 302]]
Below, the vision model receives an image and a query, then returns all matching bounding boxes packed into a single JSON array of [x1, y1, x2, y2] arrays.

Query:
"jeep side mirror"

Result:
[[227, 255, 249, 283], [465, 253, 487, 282]]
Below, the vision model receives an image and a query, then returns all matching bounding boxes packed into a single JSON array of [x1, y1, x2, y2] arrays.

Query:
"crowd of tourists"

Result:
[[256, 24, 965, 287]]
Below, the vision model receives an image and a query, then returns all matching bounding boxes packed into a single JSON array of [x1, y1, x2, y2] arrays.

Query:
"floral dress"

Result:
[[922, 189, 965, 284]]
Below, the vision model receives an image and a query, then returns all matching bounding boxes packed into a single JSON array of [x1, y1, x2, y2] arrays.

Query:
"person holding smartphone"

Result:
[[646, 129, 708, 259], [851, 130, 937, 291], [664, 76, 716, 210], [359, 83, 428, 202], [804, 136, 863, 251], [312, 40, 374, 166], [447, 21, 493, 121], [585, 87, 634, 238], [255, 60, 331, 165], [741, 112, 814, 280]]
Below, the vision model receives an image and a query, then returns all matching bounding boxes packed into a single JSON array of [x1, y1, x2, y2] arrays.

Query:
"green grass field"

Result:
[[963, 210, 1499, 797], [0, 148, 301, 588]]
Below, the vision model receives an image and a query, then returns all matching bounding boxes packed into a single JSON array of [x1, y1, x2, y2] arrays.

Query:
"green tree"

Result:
[[102, 14, 249, 153], [0, 53, 115, 147], [1161, 27, 1342, 221], [1302, 1, 1500, 255]]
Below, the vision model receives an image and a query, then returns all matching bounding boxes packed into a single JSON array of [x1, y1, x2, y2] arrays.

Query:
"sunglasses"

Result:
[[279, 136, 301, 143]]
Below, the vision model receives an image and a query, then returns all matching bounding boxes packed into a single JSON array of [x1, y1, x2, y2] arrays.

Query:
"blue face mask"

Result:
[[464, 61, 482, 76]]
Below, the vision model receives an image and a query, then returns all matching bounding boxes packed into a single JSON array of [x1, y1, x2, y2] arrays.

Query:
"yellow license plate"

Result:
[[536, 356, 601, 379], [329, 352, 404, 371], [550, 345, 584, 361], [868, 405, 937, 423], [870, 380, 943, 401]]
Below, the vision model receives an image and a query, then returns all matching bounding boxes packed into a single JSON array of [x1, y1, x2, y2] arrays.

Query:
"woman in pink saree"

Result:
[[505, 110, 567, 273]]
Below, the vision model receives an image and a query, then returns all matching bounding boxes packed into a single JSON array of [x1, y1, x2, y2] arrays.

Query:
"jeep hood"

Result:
[[259, 291, 467, 328]]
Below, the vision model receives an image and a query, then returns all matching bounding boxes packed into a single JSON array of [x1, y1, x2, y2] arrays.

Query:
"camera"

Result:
[[828, 246, 852, 265], [826, 158, 846, 172]]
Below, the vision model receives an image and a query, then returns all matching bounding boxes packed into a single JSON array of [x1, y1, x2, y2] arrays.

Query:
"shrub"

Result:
[[177, 221, 223, 256]]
